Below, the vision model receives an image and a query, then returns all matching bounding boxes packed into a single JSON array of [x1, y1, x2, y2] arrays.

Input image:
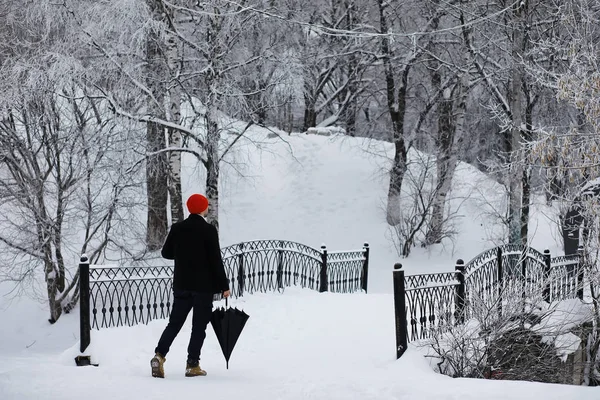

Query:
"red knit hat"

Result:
[[186, 194, 209, 214]]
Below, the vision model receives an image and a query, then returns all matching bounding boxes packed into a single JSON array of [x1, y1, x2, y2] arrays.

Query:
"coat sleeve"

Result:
[[161, 226, 176, 260], [208, 225, 230, 292]]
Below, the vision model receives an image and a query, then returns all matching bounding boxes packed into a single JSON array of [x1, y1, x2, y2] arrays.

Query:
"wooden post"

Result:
[[393, 263, 408, 359]]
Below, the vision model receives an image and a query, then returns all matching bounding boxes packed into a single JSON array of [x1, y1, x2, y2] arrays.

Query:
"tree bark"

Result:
[[165, 12, 184, 223], [205, 106, 220, 230], [342, 53, 358, 136], [379, 0, 409, 226], [341, 1, 358, 136], [521, 79, 537, 245], [303, 90, 317, 131], [35, 180, 61, 322], [426, 78, 466, 245], [145, 3, 169, 250], [203, 9, 223, 231]]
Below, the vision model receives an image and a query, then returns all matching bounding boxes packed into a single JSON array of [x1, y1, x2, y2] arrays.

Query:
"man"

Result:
[[151, 193, 231, 378]]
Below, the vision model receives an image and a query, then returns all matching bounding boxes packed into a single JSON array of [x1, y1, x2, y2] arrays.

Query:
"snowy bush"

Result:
[[420, 297, 595, 384], [388, 151, 459, 257], [420, 319, 487, 378]]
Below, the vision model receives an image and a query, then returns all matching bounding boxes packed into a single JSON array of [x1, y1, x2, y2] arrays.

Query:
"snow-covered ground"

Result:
[[1, 128, 594, 399], [2, 290, 598, 400]]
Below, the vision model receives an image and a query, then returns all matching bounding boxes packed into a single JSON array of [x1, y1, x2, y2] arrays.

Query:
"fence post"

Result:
[[277, 240, 284, 290], [238, 243, 245, 297], [577, 245, 585, 300], [455, 259, 466, 324], [542, 249, 551, 303], [319, 244, 328, 293], [393, 263, 408, 359], [497, 247, 503, 317], [361, 242, 370, 293], [75, 254, 92, 366]]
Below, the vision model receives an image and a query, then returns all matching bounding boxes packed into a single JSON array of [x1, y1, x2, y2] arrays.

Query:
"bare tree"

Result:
[[376, 0, 452, 226], [144, 0, 170, 249], [389, 152, 461, 257], [62, 0, 281, 232], [0, 75, 140, 322]]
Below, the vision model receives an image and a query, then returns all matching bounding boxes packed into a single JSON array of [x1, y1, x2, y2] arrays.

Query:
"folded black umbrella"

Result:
[[210, 298, 249, 369]]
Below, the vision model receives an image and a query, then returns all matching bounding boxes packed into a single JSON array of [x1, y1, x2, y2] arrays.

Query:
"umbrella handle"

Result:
[[225, 296, 228, 309]]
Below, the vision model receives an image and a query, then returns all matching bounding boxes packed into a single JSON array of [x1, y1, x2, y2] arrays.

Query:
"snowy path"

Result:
[[1, 289, 599, 400]]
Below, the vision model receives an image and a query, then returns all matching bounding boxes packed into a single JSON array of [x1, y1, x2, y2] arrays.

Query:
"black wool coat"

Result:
[[161, 214, 230, 294]]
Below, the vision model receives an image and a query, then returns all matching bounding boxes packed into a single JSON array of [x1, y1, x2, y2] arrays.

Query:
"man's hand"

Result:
[[223, 290, 231, 298]]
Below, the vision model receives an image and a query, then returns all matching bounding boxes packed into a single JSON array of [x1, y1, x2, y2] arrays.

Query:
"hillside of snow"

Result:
[[189, 126, 565, 292]]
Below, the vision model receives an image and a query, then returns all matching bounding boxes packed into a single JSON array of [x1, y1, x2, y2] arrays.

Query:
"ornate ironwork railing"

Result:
[[463, 245, 582, 316], [547, 254, 581, 302], [327, 249, 368, 293], [404, 272, 459, 341], [394, 245, 584, 354], [405, 271, 457, 289], [218, 241, 324, 299], [89, 266, 173, 330], [81, 240, 369, 331]]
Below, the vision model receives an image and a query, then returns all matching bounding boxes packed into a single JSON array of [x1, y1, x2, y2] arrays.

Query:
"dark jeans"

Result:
[[155, 290, 213, 365]]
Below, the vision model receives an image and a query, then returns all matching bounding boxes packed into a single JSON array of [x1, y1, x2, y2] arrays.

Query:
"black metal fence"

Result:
[[78, 240, 369, 353], [393, 244, 584, 359]]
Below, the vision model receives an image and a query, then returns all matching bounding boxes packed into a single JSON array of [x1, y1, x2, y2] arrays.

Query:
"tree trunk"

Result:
[[205, 107, 220, 230], [53, 129, 66, 293], [303, 91, 317, 131], [343, 53, 358, 136], [145, 12, 169, 250], [36, 196, 61, 323], [426, 62, 445, 244], [508, 2, 525, 245], [545, 142, 562, 204], [341, 2, 358, 137], [146, 118, 169, 249], [165, 22, 183, 223], [46, 258, 62, 323], [379, 0, 409, 226], [426, 78, 466, 245], [521, 80, 537, 245]]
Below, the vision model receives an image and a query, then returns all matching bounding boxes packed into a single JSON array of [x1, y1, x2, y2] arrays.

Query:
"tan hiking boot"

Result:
[[151, 352, 166, 378], [185, 362, 207, 377]]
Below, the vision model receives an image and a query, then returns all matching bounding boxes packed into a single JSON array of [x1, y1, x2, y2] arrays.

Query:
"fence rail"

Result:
[[89, 266, 174, 330], [400, 262, 464, 343], [394, 245, 585, 359], [79, 240, 369, 337]]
